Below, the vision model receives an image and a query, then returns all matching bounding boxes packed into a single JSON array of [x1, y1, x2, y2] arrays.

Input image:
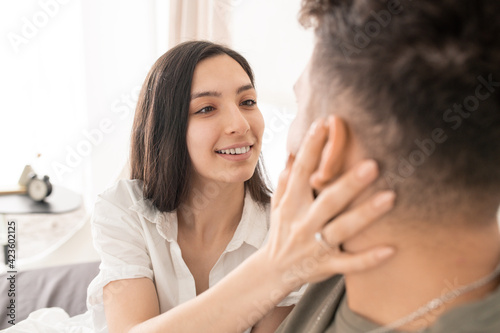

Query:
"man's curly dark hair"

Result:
[[299, 0, 500, 224]]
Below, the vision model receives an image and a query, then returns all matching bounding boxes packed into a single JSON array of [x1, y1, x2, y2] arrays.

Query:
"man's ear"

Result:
[[309, 116, 348, 191]]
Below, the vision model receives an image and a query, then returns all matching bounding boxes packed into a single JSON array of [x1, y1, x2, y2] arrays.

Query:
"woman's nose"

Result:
[[225, 104, 250, 135]]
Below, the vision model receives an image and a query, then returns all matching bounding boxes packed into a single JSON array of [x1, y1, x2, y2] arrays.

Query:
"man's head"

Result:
[[290, 0, 500, 225]]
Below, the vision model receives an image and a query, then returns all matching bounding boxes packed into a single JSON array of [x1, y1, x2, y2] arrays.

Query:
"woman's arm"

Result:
[[104, 119, 396, 333], [104, 278, 159, 332], [251, 306, 294, 333], [104, 251, 297, 333]]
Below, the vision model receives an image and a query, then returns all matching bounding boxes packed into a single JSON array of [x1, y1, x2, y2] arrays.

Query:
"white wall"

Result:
[[0, 0, 87, 192], [78, 0, 167, 208]]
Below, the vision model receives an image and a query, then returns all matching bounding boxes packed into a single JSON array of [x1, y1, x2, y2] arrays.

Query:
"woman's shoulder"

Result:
[[100, 178, 143, 196], [91, 179, 157, 233], [95, 179, 145, 210]]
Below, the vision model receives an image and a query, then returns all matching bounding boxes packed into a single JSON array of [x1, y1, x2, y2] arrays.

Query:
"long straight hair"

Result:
[[130, 41, 271, 212]]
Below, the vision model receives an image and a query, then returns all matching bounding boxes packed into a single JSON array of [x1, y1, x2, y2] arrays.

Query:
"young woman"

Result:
[[86, 41, 396, 333]]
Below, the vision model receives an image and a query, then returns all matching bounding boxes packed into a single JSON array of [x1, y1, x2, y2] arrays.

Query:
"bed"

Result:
[[0, 261, 99, 329]]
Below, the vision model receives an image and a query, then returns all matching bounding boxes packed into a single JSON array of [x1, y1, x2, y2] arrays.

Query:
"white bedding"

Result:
[[1, 308, 93, 333]]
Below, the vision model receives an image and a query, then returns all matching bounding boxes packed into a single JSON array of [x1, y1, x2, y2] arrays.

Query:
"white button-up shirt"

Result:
[[87, 179, 303, 333]]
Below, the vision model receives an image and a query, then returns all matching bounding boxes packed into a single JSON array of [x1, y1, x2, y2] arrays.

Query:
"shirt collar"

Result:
[[128, 197, 177, 242], [129, 191, 270, 250]]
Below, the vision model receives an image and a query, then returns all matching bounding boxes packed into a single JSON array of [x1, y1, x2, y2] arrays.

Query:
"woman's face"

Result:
[[186, 54, 264, 187]]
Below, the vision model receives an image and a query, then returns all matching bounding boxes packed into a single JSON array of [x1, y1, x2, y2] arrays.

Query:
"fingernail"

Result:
[[327, 115, 336, 127], [356, 160, 378, 181], [309, 172, 322, 189], [376, 247, 395, 259], [308, 118, 326, 135], [373, 191, 396, 209]]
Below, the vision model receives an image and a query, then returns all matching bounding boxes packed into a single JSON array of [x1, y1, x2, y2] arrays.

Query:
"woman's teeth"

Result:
[[217, 146, 251, 155]]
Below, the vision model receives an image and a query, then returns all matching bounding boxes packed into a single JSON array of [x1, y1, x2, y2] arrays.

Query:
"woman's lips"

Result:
[[216, 145, 253, 161]]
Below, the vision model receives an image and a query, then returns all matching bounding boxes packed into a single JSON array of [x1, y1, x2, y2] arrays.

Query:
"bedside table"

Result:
[[0, 185, 86, 271]]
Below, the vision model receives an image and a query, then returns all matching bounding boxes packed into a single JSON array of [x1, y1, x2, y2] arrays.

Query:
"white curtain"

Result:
[[168, 0, 235, 47]]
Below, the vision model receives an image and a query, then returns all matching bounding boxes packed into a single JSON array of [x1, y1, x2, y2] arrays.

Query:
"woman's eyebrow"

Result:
[[191, 84, 254, 101], [236, 84, 254, 95], [191, 90, 221, 100]]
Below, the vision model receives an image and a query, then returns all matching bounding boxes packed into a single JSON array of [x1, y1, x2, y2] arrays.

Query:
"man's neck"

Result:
[[343, 217, 500, 331]]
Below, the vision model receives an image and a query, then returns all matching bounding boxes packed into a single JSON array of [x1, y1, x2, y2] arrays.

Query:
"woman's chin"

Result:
[[193, 162, 258, 187], [219, 170, 256, 185]]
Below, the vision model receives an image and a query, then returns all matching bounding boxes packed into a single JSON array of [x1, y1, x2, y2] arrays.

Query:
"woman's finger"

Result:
[[272, 154, 295, 210], [283, 119, 328, 202], [321, 191, 395, 246], [324, 246, 395, 276], [306, 159, 379, 230]]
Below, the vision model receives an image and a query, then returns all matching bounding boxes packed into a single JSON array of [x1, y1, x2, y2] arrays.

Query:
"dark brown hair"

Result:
[[300, 0, 500, 220], [130, 41, 271, 212]]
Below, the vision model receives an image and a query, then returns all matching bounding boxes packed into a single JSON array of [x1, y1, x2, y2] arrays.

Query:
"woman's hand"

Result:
[[263, 117, 396, 290], [106, 117, 396, 333]]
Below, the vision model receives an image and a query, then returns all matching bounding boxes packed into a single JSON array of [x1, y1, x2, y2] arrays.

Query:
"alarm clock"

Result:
[[26, 173, 53, 202]]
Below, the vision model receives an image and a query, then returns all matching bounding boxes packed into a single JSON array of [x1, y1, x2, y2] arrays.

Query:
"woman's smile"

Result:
[[216, 144, 254, 161]]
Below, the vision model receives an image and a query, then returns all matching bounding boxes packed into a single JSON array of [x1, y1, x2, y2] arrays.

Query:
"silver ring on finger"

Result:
[[314, 230, 336, 252]]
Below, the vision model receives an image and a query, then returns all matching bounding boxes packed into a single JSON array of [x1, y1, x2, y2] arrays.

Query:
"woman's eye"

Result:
[[195, 106, 215, 114], [241, 99, 257, 107]]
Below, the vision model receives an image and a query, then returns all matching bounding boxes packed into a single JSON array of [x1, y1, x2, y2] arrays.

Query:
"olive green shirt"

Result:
[[276, 275, 500, 333]]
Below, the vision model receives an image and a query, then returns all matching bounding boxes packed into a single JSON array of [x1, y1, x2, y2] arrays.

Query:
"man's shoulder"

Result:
[[276, 275, 345, 333], [429, 281, 500, 333], [276, 275, 500, 333]]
